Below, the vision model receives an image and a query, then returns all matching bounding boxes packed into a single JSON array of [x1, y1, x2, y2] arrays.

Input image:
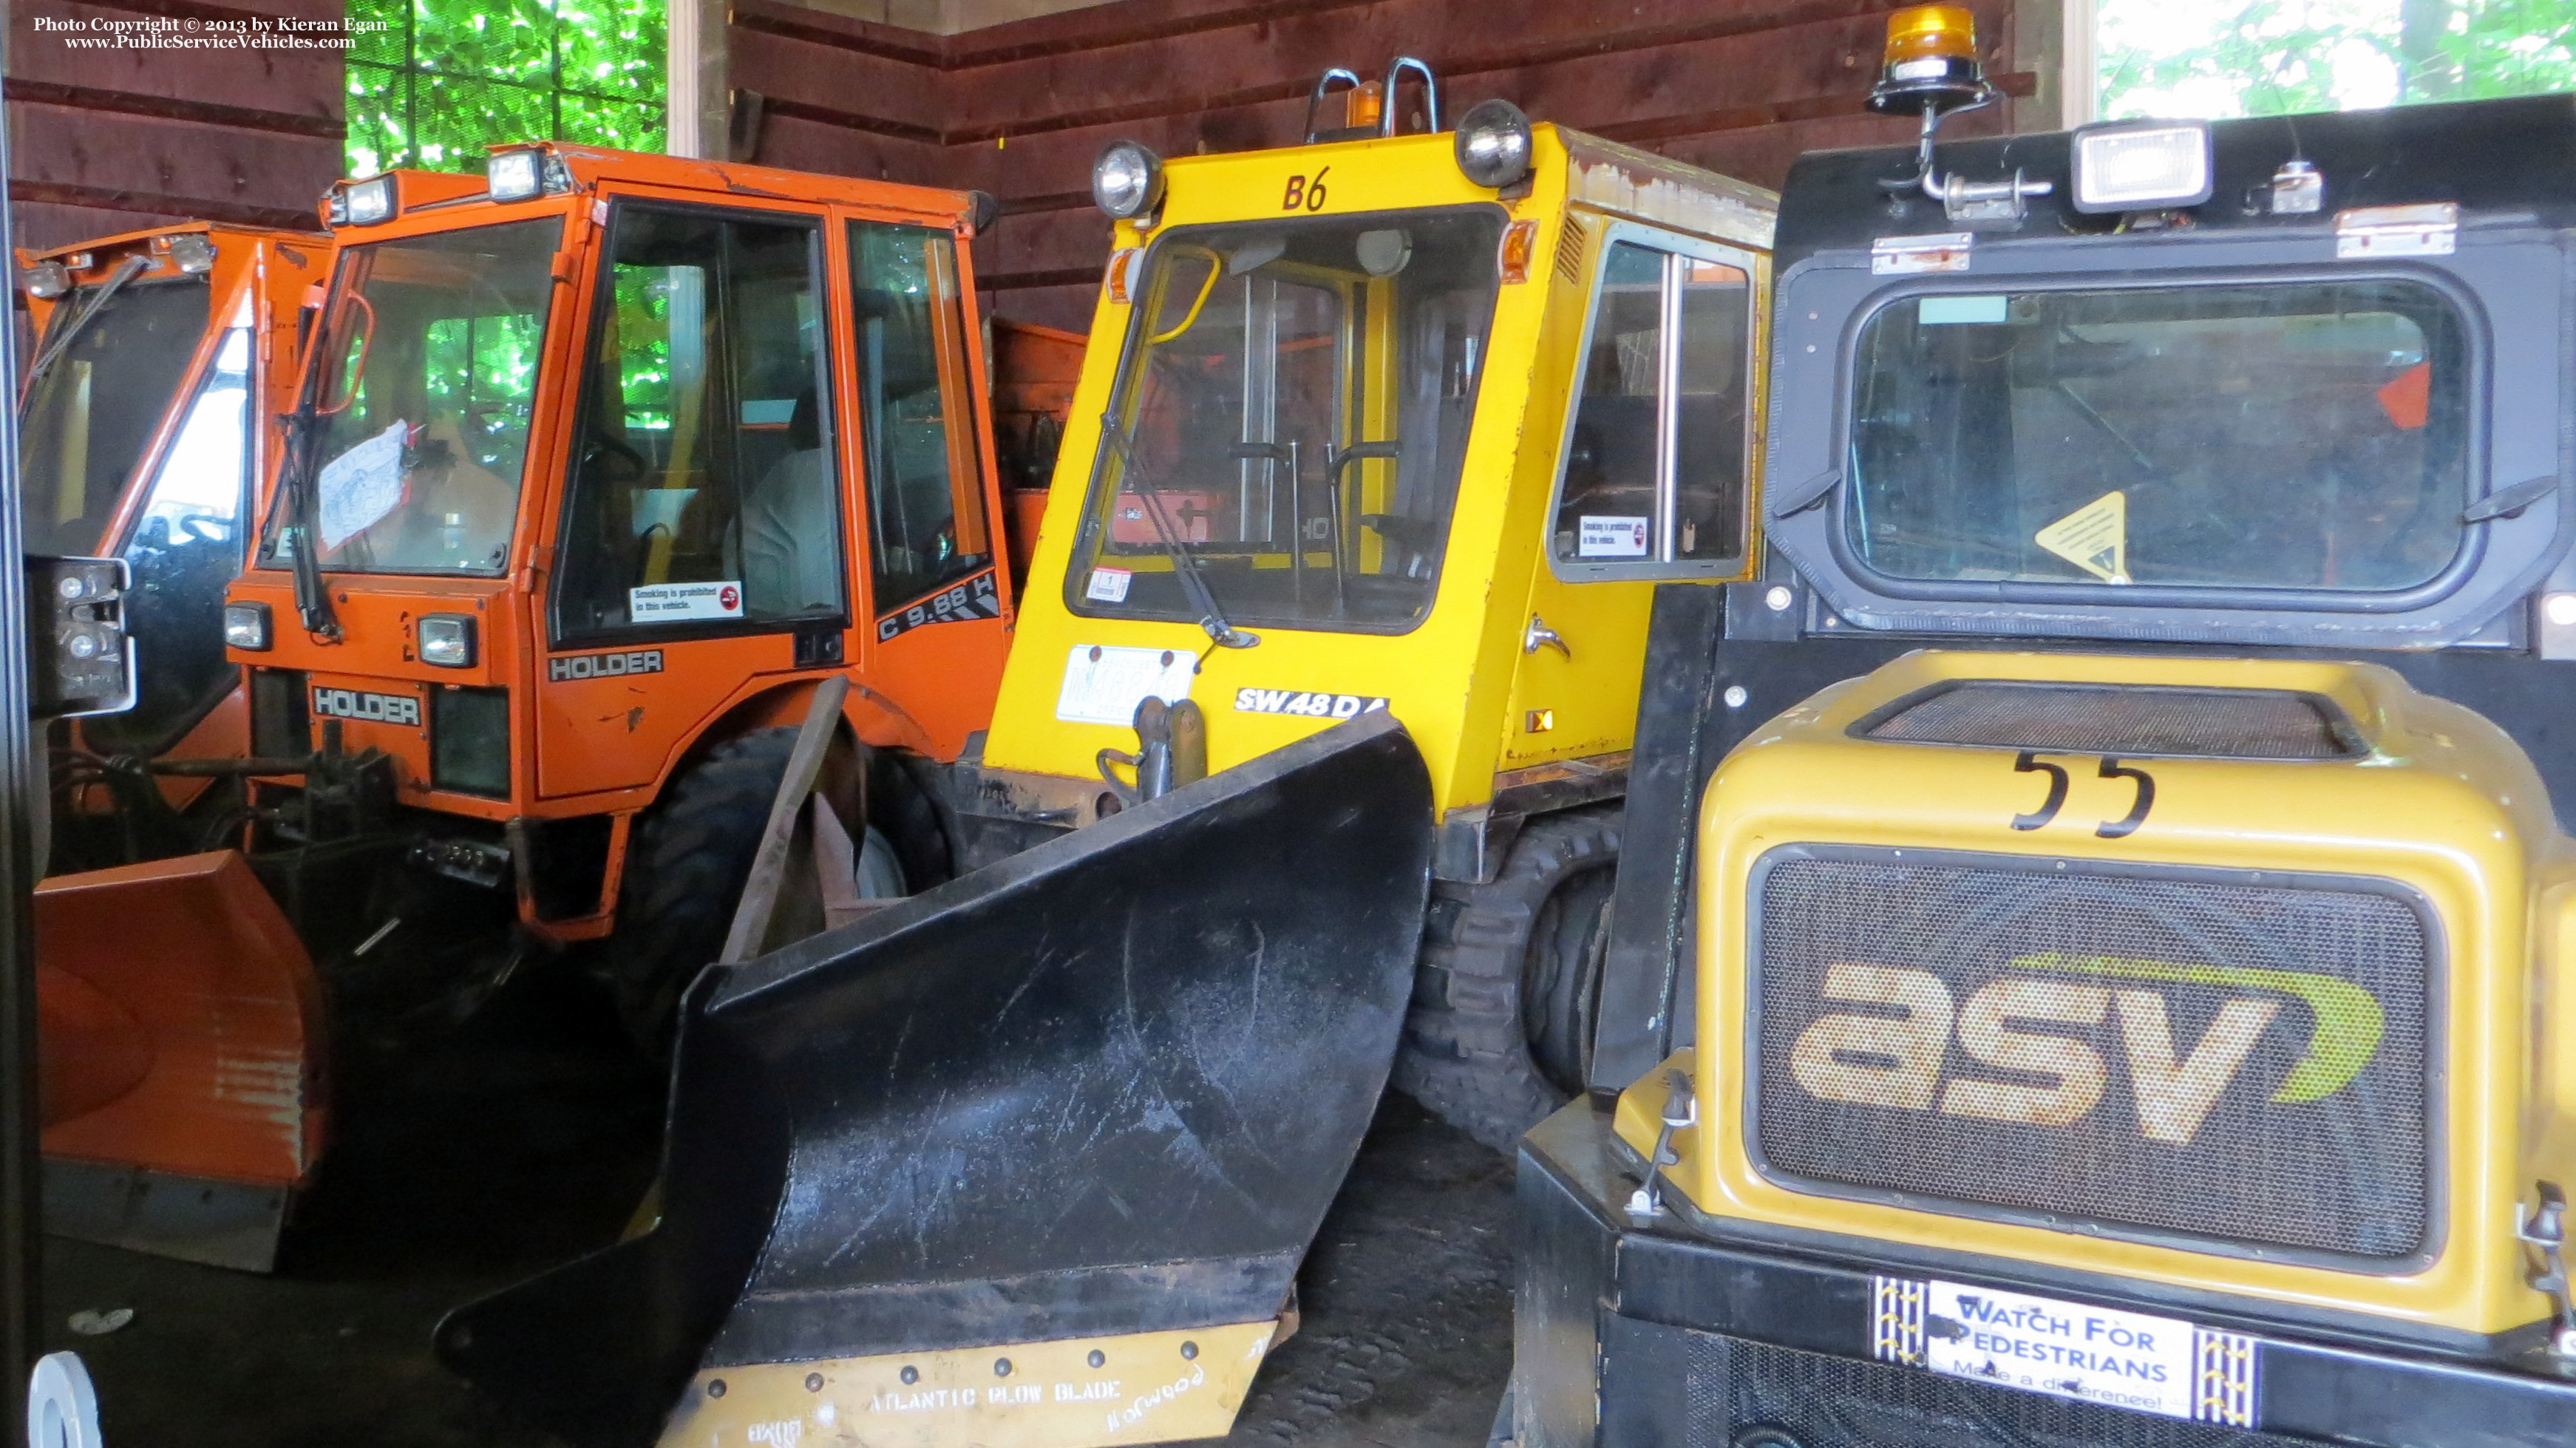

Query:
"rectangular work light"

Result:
[[2070, 120, 2213, 214]]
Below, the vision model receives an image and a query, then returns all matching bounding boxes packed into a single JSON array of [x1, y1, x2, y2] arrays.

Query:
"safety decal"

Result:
[[548, 648, 664, 682], [1232, 688, 1388, 720], [631, 579, 741, 622], [311, 686, 421, 726], [877, 571, 1002, 642], [2036, 491, 2129, 584], [1870, 1277, 2261, 1427]]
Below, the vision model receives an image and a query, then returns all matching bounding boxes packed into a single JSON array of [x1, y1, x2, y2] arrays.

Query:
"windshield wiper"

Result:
[[1097, 414, 1257, 650], [257, 339, 343, 640], [21, 254, 151, 396]]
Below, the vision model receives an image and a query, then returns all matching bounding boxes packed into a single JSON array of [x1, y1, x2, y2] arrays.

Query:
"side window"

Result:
[[84, 325, 254, 752], [1550, 234, 1756, 578], [849, 220, 991, 615], [554, 205, 842, 639]]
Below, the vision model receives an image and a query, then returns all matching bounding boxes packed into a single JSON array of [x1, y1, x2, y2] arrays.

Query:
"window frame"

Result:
[[546, 196, 848, 650], [1831, 266, 2487, 613], [846, 216, 998, 622], [1061, 203, 1511, 638], [1543, 219, 1765, 584], [1757, 224, 2575, 653]]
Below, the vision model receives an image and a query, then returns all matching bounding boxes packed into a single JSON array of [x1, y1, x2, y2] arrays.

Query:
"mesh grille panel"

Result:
[[1751, 851, 2432, 1260], [1860, 683, 2360, 760], [1683, 1332, 2317, 1448]]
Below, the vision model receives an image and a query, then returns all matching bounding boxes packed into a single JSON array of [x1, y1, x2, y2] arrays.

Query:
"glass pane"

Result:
[[1554, 242, 1665, 565], [1071, 208, 1503, 633], [851, 221, 990, 612], [557, 92, 666, 155], [88, 327, 254, 751], [279, 217, 561, 574], [554, 207, 840, 636], [1673, 256, 1751, 563], [345, 64, 409, 178], [1848, 281, 2468, 592], [18, 279, 212, 557], [345, 0, 407, 71], [412, 0, 553, 83], [412, 74, 553, 170], [556, 0, 663, 96]]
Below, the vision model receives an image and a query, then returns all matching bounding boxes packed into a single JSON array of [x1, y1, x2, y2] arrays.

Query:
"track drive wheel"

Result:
[[602, 727, 799, 1051], [1394, 803, 1620, 1152]]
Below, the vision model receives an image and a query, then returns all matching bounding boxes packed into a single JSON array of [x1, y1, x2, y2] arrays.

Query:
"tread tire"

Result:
[[604, 727, 799, 1052], [1394, 803, 1621, 1153]]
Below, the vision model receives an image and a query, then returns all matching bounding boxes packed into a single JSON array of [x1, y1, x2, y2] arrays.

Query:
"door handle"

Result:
[[1523, 614, 1571, 660]]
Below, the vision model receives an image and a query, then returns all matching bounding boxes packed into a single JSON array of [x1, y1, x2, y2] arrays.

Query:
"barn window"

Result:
[[346, 0, 665, 175]]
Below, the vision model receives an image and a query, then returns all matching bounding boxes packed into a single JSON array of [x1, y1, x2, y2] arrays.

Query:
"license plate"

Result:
[[1870, 1277, 2259, 1427]]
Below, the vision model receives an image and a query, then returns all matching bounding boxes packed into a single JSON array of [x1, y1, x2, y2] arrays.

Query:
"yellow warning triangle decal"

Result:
[[2036, 489, 2130, 584]]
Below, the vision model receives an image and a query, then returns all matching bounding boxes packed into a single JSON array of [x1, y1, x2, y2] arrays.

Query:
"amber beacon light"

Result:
[[1869, 3, 2052, 221]]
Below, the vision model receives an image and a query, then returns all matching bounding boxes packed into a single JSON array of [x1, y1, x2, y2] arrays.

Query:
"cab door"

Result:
[[537, 198, 850, 798], [1501, 221, 1764, 769], [835, 214, 1012, 759]]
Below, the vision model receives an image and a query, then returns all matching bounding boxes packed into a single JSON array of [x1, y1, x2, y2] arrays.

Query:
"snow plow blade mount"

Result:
[[439, 712, 1437, 1448], [36, 850, 324, 1272]]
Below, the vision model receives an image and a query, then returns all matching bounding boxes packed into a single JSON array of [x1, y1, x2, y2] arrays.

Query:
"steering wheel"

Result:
[[175, 512, 232, 543], [585, 429, 649, 482]]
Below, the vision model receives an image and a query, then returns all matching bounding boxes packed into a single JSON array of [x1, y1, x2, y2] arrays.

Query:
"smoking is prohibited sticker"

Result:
[[630, 580, 742, 622], [1871, 1278, 2258, 1427]]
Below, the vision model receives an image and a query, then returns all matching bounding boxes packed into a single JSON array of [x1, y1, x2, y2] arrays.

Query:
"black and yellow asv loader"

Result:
[[1512, 10, 2576, 1448]]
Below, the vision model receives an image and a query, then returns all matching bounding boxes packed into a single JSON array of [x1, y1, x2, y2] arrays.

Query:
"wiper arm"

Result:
[[22, 254, 150, 396], [1098, 413, 1257, 650], [257, 336, 342, 639]]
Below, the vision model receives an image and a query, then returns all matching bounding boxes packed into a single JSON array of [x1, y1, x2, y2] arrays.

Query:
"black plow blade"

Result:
[[438, 712, 1435, 1447]]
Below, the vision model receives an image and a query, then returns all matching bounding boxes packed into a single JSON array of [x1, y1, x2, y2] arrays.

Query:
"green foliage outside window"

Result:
[[347, 0, 665, 176], [2100, 0, 2576, 118]]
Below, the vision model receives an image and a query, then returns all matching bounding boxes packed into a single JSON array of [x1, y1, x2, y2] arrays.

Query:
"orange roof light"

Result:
[[1883, 5, 1977, 66]]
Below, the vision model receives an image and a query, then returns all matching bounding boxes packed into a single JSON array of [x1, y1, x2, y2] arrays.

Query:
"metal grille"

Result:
[[1751, 850, 2433, 1261], [1684, 1332, 2319, 1448], [1858, 682, 2362, 761]]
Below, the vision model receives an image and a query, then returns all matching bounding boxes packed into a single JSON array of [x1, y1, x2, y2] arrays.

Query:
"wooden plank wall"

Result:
[[8, 0, 344, 250], [733, 0, 2040, 330]]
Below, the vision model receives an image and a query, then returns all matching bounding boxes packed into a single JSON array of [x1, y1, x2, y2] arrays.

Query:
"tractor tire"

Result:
[[870, 749, 955, 894], [602, 727, 799, 1052], [1394, 803, 1622, 1153]]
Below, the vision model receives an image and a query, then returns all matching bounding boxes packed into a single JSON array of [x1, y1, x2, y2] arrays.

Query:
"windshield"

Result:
[[19, 277, 211, 556], [271, 217, 560, 574], [1069, 207, 1503, 633], [1849, 279, 2469, 594], [86, 327, 254, 753]]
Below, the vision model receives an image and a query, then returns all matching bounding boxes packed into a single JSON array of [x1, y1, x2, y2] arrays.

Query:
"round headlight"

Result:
[[1453, 98, 1534, 191], [22, 260, 69, 300], [1092, 141, 1166, 221]]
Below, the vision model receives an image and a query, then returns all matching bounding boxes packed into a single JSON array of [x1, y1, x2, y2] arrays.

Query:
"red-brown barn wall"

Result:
[[7, 0, 344, 249], [731, 0, 2039, 331]]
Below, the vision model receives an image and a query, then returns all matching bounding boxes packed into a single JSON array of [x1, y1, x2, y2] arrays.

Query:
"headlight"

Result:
[[2072, 120, 2213, 214], [163, 234, 216, 273], [1452, 98, 1534, 190], [418, 614, 477, 668], [337, 174, 398, 226], [22, 260, 69, 300], [1092, 141, 1165, 221], [223, 601, 272, 651], [486, 149, 543, 202]]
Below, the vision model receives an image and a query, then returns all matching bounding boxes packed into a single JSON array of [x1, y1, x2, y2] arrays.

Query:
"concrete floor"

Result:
[[41, 968, 1514, 1447]]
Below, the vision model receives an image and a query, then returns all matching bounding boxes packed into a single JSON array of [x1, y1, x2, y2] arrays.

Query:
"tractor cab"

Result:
[[961, 65, 1777, 874], [17, 223, 327, 865]]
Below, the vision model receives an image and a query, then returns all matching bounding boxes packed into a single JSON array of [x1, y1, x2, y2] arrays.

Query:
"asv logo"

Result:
[[1787, 953, 2381, 1145], [310, 687, 421, 727]]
